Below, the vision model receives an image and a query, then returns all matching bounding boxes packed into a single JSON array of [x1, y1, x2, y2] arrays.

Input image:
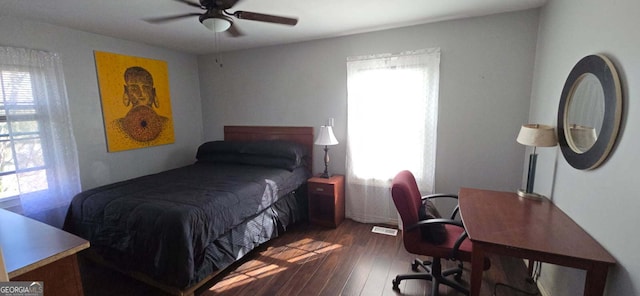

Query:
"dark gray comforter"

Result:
[[64, 162, 308, 288]]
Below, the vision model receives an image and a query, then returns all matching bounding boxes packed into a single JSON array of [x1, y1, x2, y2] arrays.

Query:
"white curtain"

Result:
[[0, 46, 80, 226], [346, 48, 440, 224]]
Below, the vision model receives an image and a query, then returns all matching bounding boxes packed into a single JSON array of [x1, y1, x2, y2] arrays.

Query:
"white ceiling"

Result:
[[0, 0, 547, 55]]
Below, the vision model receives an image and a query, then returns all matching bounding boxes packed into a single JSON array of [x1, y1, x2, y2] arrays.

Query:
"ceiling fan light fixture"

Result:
[[201, 15, 232, 32]]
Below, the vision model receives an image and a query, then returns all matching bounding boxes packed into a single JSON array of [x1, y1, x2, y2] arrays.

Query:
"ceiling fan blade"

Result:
[[232, 11, 298, 26], [144, 13, 202, 23], [175, 0, 202, 9], [226, 24, 244, 37]]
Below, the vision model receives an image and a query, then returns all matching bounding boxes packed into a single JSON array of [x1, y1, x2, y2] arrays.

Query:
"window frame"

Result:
[[0, 68, 48, 203]]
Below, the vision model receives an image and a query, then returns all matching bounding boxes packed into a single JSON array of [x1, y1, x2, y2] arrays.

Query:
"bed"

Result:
[[63, 126, 314, 296]]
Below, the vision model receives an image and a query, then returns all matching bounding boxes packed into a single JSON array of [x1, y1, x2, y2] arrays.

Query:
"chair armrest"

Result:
[[450, 205, 461, 220], [421, 194, 461, 220], [421, 193, 459, 201], [406, 218, 464, 232], [451, 230, 469, 259]]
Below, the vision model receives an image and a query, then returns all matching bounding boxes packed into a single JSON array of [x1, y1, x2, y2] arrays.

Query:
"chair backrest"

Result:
[[0, 247, 8, 281], [391, 170, 481, 265], [391, 170, 423, 232]]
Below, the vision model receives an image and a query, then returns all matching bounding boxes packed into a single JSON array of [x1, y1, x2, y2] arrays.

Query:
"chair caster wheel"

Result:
[[455, 261, 463, 280], [392, 278, 400, 291]]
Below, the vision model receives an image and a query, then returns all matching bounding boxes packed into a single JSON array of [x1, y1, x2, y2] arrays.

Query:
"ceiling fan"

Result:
[[145, 0, 298, 37]]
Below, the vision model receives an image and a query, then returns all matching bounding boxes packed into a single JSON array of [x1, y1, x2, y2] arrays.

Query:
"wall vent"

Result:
[[371, 226, 398, 236]]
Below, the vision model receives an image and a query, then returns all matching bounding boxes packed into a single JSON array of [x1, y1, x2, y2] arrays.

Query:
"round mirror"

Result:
[[558, 54, 622, 170]]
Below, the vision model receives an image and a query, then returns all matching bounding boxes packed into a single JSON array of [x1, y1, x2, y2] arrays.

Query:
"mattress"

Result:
[[63, 162, 309, 288]]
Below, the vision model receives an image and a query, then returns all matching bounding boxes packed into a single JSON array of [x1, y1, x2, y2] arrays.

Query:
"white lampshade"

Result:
[[201, 16, 232, 32], [315, 126, 339, 146], [516, 124, 558, 147]]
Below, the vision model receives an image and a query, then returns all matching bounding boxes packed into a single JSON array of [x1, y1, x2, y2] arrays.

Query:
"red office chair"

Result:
[[391, 170, 488, 295]]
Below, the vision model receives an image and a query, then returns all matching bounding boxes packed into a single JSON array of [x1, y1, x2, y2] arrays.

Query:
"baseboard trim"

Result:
[[346, 213, 397, 225], [522, 258, 551, 296], [537, 280, 551, 296]]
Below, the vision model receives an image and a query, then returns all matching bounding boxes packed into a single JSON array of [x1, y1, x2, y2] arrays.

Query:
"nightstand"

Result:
[[307, 175, 345, 228]]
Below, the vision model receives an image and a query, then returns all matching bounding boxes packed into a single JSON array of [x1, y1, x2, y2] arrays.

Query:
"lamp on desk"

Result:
[[315, 125, 339, 178], [516, 124, 557, 199]]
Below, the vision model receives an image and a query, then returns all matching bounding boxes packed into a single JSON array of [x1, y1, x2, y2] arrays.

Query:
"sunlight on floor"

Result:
[[208, 237, 343, 293]]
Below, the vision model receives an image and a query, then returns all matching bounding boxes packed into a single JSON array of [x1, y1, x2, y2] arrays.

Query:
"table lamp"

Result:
[[315, 125, 339, 178], [516, 124, 558, 199]]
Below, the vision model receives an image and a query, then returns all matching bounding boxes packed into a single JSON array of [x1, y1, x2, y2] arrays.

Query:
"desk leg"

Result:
[[583, 264, 609, 296], [470, 245, 485, 296]]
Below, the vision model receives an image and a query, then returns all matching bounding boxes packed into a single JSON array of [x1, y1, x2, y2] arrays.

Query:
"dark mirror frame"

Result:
[[557, 54, 622, 170]]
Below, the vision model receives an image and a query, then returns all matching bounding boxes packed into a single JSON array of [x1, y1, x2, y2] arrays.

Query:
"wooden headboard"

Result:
[[224, 126, 314, 173]]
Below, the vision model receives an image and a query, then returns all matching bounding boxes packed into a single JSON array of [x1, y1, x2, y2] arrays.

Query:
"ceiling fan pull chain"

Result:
[[214, 32, 223, 68]]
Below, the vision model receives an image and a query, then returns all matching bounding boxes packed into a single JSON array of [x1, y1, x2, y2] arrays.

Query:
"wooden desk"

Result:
[[458, 188, 615, 296], [0, 209, 89, 295]]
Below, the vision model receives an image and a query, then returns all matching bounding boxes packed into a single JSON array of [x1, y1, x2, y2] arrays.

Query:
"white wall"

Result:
[[0, 17, 204, 191], [199, 9, 539, 221], [529, 0, 640, 295]]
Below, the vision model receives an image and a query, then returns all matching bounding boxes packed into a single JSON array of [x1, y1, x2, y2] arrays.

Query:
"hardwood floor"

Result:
[[79, 219, 540, 296]]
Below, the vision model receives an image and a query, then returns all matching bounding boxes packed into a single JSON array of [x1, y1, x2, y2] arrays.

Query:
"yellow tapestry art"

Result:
[[94, 51, 175, 152]]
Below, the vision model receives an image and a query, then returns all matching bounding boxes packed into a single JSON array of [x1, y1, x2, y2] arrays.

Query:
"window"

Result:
[[0, 70, 48, 201], [0, 46, 80, 225], [345, 48, 440, 223]]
